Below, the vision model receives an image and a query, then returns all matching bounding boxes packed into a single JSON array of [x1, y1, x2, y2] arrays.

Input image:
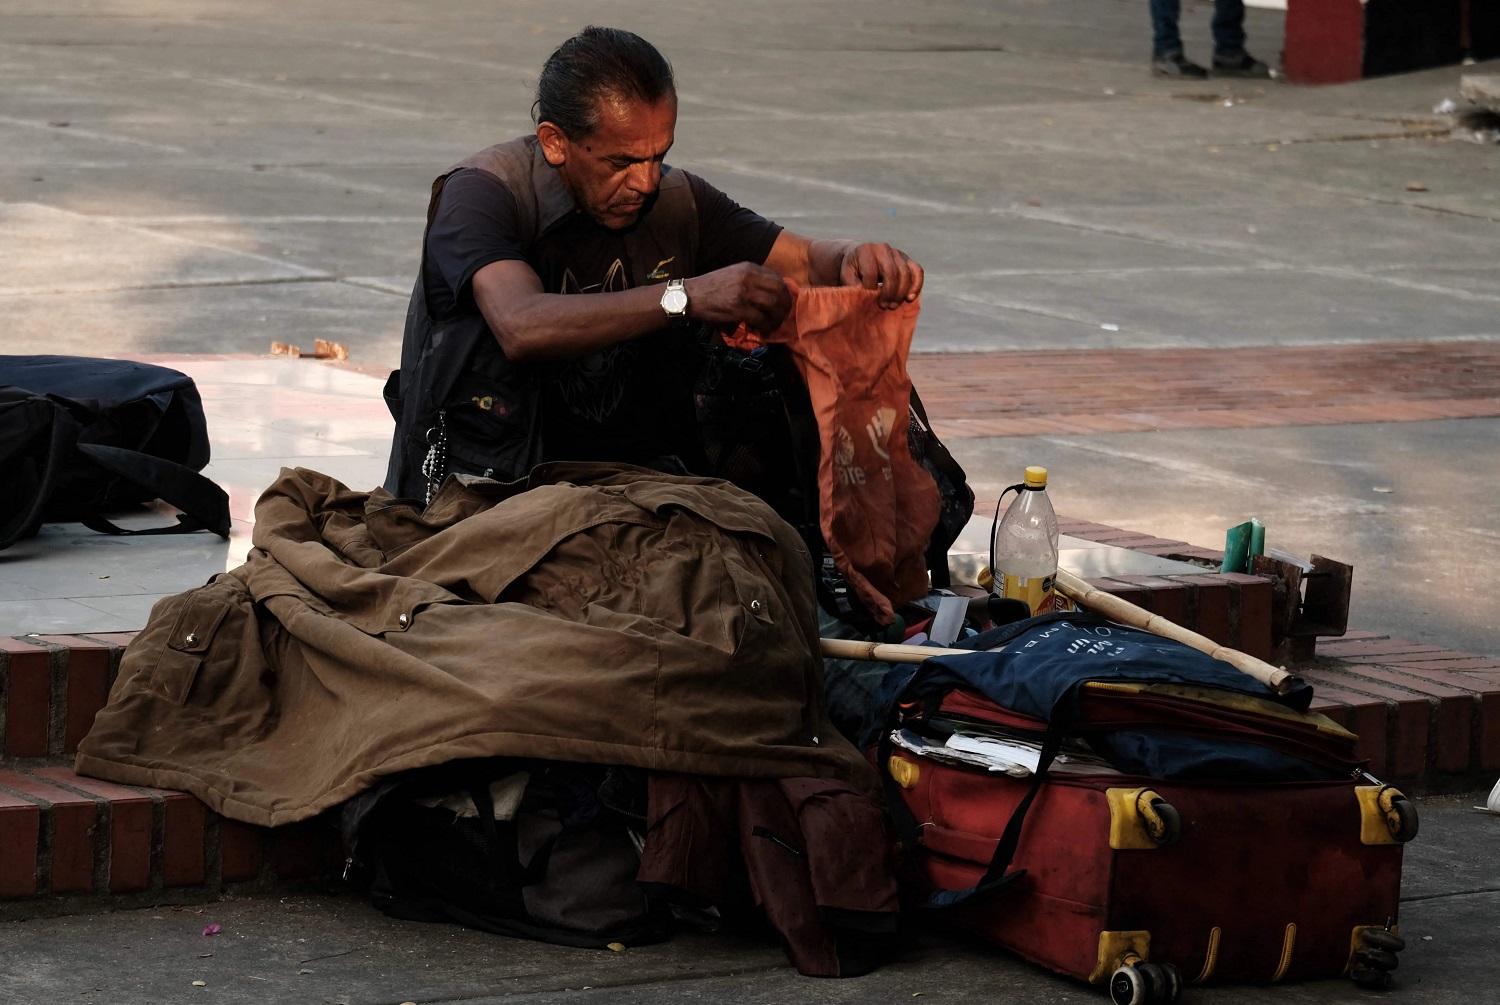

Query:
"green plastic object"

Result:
[[1248, 517, 1266, 565], [1221, 518, 1266, 574], [1221, 520, 1252, 574]]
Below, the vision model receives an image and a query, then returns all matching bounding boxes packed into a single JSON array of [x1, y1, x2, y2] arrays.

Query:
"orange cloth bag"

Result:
[[727, 284, 939, 625]]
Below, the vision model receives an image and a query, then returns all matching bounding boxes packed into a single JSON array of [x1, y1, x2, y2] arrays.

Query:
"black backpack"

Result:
[[343, 759, 670, 949], [0, 355, 230, 551]]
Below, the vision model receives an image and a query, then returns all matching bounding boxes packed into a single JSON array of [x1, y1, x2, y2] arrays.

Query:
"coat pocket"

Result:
[[147, 581, 238, 705]]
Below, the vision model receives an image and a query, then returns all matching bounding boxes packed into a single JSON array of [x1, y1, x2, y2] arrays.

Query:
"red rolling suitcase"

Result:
[[877, 616, 1416, 1002]]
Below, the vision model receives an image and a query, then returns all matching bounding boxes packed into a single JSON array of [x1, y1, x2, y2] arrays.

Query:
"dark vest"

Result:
[[383, 136, 700, 501]]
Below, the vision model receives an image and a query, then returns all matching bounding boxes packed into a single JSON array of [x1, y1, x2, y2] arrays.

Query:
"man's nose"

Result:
[[626, 160, 659, 193]]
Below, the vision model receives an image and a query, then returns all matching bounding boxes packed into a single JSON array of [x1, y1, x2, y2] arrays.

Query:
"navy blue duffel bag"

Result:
[[0, 355, 230, 551]]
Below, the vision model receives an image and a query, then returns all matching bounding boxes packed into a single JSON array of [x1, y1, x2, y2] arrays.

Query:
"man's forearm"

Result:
[[474, 257, 794, 361], [803, 239, 860, 287], [479, 283, 672, 362]]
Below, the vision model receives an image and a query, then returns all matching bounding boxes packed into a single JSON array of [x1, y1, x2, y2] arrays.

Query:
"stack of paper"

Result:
[[890, 729, 1120, 777]]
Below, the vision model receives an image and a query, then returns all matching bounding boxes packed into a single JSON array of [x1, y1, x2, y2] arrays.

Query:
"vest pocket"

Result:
[[382, 368, 403, 423], [441, 366, 543, 481]]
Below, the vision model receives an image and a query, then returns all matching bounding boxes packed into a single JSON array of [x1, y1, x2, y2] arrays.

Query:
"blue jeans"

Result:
[[1150, 0, 1247, 58]]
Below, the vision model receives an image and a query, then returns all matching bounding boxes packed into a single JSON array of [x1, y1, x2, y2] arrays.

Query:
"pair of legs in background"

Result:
[[1151, 0, 1270, 78]]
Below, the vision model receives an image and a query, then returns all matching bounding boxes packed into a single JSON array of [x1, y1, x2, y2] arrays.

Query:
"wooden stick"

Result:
[[1053, 569, 1300, 695], [819, 638, 973, 664], [819, 570, 1303, 697]]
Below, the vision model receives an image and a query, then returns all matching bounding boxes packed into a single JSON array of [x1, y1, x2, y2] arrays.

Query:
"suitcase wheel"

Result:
[[1359, 928, 1406, 954], [1109, 961, 1182, 1005], [1356, 785, 1420, 844], [1110, 963, 1147, 1005], [1107, 789, 1183, 849], [1354, 947, 1400, 972], [1156, 962, 1182, 1003], [1143, 798, 1182, 847], [1385, 795, 1419, 843], [1347, 925, 1403, 989], [1350, 964, 1393, 990]]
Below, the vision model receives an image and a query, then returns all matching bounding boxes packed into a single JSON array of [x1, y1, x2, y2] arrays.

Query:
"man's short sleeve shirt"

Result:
[[423, 167, 782, 317], [419, 160, 783, 471]]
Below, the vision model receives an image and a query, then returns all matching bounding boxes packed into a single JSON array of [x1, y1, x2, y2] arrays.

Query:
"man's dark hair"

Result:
[[534, 27, 675, 140]]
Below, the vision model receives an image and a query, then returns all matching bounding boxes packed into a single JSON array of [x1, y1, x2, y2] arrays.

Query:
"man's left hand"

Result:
[[839, 243, 924, 309]]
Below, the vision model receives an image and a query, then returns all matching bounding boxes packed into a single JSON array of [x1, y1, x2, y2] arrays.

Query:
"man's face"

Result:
[[539, 93, 678, 230]]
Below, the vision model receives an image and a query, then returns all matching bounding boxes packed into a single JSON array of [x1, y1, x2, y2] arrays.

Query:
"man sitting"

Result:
[[384, 26, 924, 502]]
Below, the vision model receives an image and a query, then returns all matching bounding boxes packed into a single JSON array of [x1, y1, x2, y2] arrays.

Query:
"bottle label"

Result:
[[1001, 572, 1059, 617]]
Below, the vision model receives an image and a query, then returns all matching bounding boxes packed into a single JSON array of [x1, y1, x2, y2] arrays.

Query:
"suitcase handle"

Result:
[[881, 692, 1074, 910]]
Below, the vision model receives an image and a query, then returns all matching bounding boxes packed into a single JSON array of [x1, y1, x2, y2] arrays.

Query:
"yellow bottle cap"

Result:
[[1024, 466, 1048, 488]]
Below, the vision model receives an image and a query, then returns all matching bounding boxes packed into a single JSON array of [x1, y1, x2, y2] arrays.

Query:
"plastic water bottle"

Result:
[[992, 466, 1059, 617]]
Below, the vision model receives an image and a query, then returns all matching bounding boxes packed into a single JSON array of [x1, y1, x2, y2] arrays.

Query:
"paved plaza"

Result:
[[1, 2, 1498, 1003]]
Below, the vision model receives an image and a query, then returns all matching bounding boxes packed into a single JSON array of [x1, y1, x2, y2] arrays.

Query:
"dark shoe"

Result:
[[1152, 52, 1208, 79], [1212, 50, 1271, 78]]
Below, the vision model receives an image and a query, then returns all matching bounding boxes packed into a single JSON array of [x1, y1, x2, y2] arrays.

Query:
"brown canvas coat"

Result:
[[75, 463, 878, 827]]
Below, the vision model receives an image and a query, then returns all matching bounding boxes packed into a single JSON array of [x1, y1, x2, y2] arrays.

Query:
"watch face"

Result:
[[662, 285, 688, 315]]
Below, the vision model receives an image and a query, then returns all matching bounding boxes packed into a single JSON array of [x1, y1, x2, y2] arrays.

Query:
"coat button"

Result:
[[184, 632, 200, 646], [750, 600, 764, 612], [397, 613, 410, 628]]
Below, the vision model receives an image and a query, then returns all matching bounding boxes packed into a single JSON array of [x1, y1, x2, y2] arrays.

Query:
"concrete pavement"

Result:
[[2, 2, 1499, 1003], [2, 0, 1497, 655], [3, 797, 1494, 1005]]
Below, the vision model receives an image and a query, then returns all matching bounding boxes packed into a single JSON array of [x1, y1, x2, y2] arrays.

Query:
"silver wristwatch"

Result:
[[660, 278, 688, 319]]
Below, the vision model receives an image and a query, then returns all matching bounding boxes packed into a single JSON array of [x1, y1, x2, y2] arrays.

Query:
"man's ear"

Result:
[[536, 122, 568, 167]]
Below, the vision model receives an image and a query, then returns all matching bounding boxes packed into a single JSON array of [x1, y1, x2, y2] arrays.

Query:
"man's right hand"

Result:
[[684, 262, 792, 335]]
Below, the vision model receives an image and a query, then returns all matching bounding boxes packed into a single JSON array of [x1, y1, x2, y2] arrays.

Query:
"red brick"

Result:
[[1131, 544, 1196, 559], [1325, 665, 1474, 774], [0, 770, 98, 894], [1370, 670, 1500, 770], [1307, 694, 1352, 730], [1304, 683, 1390, 774], [80, 632, 138, 648], [910, 344, 1500, 436], [1374, 664, 1500, 695], [133, 787, 207, 888], [0, 792, 41, 898], [219, 819, 264, 883], [1331, 653, 1465, 666], [1390, 658, 1500, 672], [1300, 671, 1428, 778], [1464, 672, 1500, 684], [29, 637, 115, 754], [1221, 573, 1274, 661], [1084, 533, 1166, 548], [1170, 575, 1233, 649], [1060, 523, 1125, 541], [1332, 630, 1389, 642], [33, 769, 152, 893], [1320, 651, 1446, 666], [1056, 519, 1116, 534], [1140, 577, 1191, 627], [2, 638, 52, 758], [1317, 640, 1448, 659], [265, 820, 341, 881], [1085, 577, 1150, 610], [1165, 547, 1227, 563]]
